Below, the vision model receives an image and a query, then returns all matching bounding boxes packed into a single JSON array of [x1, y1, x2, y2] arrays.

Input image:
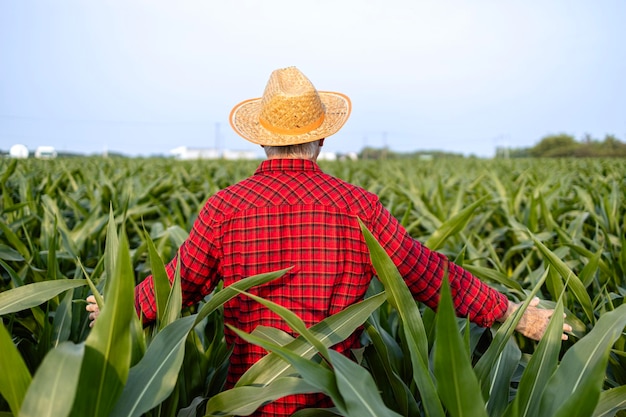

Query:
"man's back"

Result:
[[203, 159, 380, 384]]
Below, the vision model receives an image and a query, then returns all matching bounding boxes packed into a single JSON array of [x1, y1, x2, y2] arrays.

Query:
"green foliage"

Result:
[[503, 133, 626, 158], [0, 156, 625, 415]]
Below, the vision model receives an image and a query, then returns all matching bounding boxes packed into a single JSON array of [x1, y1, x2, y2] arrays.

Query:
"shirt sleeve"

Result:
[[135, 201, 222, 324], [364, 196, 508, 327]]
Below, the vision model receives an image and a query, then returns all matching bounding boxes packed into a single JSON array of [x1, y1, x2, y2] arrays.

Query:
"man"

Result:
[[87, 66, 571, 416]]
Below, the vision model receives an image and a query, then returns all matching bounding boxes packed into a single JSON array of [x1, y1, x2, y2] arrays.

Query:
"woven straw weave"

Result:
[[230, 67, 351, 146]]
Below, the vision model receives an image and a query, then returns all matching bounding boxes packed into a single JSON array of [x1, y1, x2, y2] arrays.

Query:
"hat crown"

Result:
[[229, 66, 351, 146], [258, 67, 325, 134]]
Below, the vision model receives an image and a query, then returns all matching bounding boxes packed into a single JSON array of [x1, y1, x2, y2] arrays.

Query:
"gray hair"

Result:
[[263, 140, 322, 160]]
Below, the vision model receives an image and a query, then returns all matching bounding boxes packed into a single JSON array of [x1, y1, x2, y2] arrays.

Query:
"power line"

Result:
[[0, 114, 216, 126]]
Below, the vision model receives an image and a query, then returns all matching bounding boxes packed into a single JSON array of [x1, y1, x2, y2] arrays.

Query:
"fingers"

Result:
[[529, 296, 540, 307], [86, 295, 101, 327], [561, 323, 573, 340]]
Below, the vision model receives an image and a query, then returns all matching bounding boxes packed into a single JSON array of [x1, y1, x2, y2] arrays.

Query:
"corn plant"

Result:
[[1, 156, 625, 415]]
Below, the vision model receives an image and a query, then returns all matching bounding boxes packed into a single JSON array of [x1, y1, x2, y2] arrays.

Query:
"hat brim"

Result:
[[229, 91, 351, 146]]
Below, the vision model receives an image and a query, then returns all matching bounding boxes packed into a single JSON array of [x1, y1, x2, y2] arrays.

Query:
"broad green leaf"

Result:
[[529, 233, 594, 323], [233, 289, 331, 362], [579, 248, 603, 288], [46, 217, 59, 280], [538, 303, 626, 417], [290, 408, 342, 416], [251, 325, 297, 346], [433, 278, 488, 417], [0, 159, 18, 188], [205, 377, 321, 416], [41, 195, 78, 258], [70, 227, 135, 417], [329, 349, 403, 417], [160, 254, 182, 329], [238, 292, 385, 387], [485, 337, 521, 417], [0, 220, 30, 259], [463, 264, 524, 295], [0, 320, 32, 416], [103, 206, 119, 291], [425, 196, 488, 251], [144, 230, 171, 327], [0, 258, 24, 287], [18, 342, 84, 417], [229, 291, 402, 417], [364, 322, 418, 417], [165, 225, 188, 247], [359, 219, 445, 417], [194, 268, 292, 325], [226, 325, 345, 412], [592, 385, 626, 417], [0, 244, 24, 261], [0, 280, 87, 316], [82, 270, 104, 310], [504, 297, 565, 417], [110, 315, 197, 417], [474, 268, 549, 396], [51, 289, 74, 348]]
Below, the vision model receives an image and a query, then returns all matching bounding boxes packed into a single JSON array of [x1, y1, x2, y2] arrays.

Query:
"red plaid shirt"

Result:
[[135, 158, 508, 416]]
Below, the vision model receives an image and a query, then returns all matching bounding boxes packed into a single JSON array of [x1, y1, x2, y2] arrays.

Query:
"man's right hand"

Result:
[[85, 295, 100, 328]]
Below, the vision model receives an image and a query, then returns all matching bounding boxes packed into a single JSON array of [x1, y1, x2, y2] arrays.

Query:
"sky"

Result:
[[1, 1, 625, 158]]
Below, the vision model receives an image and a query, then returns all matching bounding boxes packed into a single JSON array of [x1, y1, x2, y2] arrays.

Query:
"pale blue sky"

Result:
[[1, 1, 625, 157]]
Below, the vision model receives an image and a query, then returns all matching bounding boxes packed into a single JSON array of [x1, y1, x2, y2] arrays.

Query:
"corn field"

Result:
[[0, 156, 625, 417]]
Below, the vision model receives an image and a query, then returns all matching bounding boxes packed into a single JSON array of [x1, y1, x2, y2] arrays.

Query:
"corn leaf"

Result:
[[103, 206, 118, 290], [18, 342, 84, 417], [0, 279, 87, 316], [485, 337, 521, 417], [204, 377, 322, 416], [364, 322, 418, 417], [0, 320, 32, 416], [433, 278, 488, 417], [538, 303, 626, 417], [0, 258, 24, 288], [225, 325, 344, 412], [110, 315, 197, 417], [503, 297, 565, 417], [69, 227, 135, 417], [160, 254, 182, 329], [529, 234, 594, 323], [238, 292, 386, 387], [291, 409, 341, 417], [329, 349, 403, 417], [425, 196, 488, 251], [474, 269, 549, 398], [145, 230, 171, 328], [592, 385, 626, 417], [230, 289, 402, 417], [194, 268, 292, 325], [359, 219, 445, 417], [233, 288, 331, 362], [51, 289, 74, 348]]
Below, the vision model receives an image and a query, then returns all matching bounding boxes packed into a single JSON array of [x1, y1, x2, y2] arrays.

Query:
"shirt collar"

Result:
[[254, 158, 322, 175]]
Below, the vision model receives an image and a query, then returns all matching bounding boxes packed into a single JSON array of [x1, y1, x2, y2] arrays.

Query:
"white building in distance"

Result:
[[9, 144, 29, 159], [170, 146, 258, 160], [35, 146, 57, 159]]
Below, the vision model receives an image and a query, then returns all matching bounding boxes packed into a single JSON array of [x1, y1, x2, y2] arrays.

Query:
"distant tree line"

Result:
[[359, 147, 464, 160], [496, 133, 626, 158]]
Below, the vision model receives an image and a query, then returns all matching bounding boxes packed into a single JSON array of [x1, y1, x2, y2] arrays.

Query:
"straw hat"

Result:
[[229, 67, 351, 146]]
